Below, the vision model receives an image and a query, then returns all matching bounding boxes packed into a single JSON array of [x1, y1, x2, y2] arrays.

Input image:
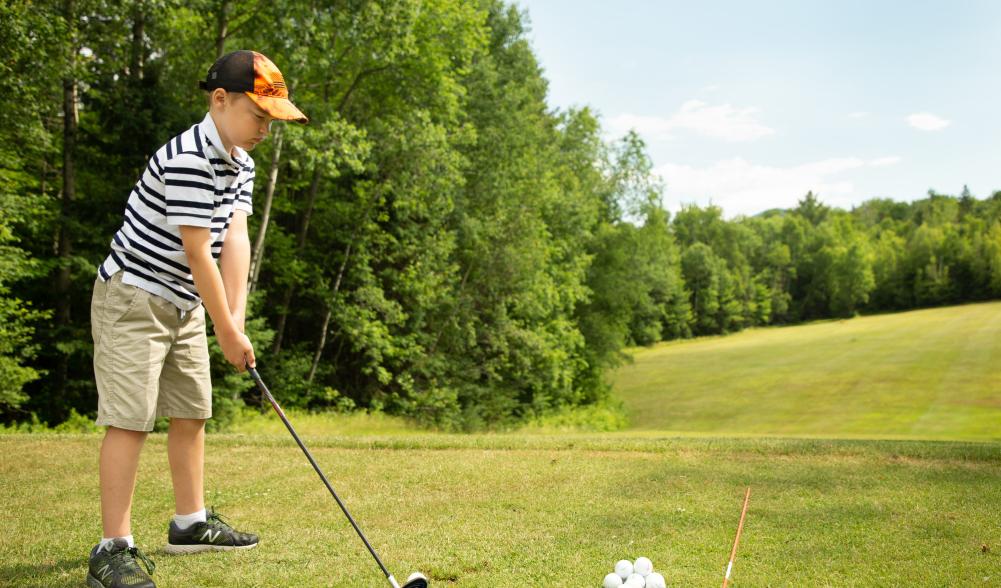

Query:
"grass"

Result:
[[2, 302, 1001, 586], [227, 408, 430, 437], [612, 301, 1001, 441], [1, 434, 999, 587]]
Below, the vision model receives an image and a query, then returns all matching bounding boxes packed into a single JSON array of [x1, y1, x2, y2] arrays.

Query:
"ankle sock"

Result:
[[172, 508, 207, 530], [98, 534, 134, 551]]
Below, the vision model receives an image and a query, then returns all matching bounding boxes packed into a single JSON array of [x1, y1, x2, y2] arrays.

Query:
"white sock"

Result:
[[173, 508, 207, 530], [98, 534, 134, 551]]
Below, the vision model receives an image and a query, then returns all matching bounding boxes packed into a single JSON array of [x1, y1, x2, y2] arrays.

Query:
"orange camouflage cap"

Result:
[[199, 50, 308, 124]]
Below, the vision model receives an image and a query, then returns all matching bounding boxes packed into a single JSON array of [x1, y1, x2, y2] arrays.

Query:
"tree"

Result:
[[795, 191, 829, 226]]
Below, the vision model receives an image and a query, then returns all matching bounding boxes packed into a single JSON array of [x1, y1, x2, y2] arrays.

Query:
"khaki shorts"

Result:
[[91, 272, 212, 431]]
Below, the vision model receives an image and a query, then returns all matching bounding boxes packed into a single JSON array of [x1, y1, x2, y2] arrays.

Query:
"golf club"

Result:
[[247, 363, 429, 588]]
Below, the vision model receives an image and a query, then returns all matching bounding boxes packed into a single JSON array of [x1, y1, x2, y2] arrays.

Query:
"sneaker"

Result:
[[164, 506, 259, 554], [86, 538, 156, 588]]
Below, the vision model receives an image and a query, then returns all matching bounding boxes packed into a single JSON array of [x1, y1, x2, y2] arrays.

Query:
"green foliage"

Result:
[[0, 408, 100, 433], [0, 2, 53, 414], [0, 190, 49, 413], [2, 0, 1000, 432], [518, 397, 629, 433]]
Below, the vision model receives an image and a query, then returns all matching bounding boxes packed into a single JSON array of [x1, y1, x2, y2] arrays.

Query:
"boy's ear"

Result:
[[209, 88, 229, 110]]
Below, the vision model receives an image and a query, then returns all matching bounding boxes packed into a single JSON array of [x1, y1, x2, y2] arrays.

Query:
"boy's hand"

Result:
[[216, 326, 256, 371]]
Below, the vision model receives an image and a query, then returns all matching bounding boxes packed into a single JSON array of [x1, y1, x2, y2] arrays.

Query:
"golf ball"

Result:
[[603, 572, 624, 588], [633, 556, 653, 576], [614, 559, 634, 580], [626, 572, 646, 587], [645, 572, 667, 588]]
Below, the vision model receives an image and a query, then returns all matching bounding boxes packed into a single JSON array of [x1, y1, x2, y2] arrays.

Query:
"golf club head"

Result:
[[402, 572, 429, 588]]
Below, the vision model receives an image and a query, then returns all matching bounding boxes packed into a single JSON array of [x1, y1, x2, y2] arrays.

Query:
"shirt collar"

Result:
[[198, 112, 248, 168]]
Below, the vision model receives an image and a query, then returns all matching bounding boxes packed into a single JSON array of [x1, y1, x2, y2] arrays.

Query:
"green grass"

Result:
[[227, 408, 430, 437], [3, 303, 1001, 586], [1, 434, 999, 587], [612, 301, 1001, 441]]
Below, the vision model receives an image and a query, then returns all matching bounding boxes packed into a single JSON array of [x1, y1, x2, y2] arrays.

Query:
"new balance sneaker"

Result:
[[164, 507, 259, 554], [86, 538, 156, 588]]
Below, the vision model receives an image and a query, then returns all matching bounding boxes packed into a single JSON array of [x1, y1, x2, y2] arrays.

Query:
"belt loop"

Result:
[[179, 308, 188, 321]]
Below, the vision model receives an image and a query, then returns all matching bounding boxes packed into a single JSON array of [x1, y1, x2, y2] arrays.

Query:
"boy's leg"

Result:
[[158, 304, 211, 517], [163, 414, 259, 553], [89, 273, 164, 587], [167, 417, 206, 515], [160, 306, 258, 553], [92, 273, 170, 541], [100, 426, 148, 538]]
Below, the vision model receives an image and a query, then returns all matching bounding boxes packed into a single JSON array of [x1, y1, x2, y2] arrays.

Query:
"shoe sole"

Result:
[[163, 542, 258, 555]]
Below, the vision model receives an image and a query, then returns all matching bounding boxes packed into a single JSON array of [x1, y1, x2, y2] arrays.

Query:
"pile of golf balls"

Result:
[[602, 557, 667, 588]]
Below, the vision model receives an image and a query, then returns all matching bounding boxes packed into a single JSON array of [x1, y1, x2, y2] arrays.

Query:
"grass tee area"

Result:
[[2, 303, 1000, 586]]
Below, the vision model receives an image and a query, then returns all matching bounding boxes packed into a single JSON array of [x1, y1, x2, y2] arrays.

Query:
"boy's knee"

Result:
[[106, 425, 149, 437], [102, 426, 149, 448], [168, 417, 207, 431]]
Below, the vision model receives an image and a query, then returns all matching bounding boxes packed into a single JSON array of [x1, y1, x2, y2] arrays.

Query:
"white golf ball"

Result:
[[626, 572, 646, 587], [633, 556, 653, 576], [645, 572, 667, 588], [614, 559, 634, 580], [603, 572, 624, 588]]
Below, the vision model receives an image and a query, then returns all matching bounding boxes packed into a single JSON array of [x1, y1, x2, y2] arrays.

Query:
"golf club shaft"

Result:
[[247, 365, 402, 588], [722, 486, 751, 588]]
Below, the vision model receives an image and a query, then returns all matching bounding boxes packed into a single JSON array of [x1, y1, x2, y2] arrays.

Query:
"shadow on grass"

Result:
[[0, 558, 86, 588]]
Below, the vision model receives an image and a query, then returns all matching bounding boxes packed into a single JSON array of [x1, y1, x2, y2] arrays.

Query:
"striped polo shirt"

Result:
[[97, 112, 255, 311]]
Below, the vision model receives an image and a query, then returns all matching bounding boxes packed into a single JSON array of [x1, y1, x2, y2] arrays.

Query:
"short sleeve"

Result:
[[163, 153, 217, 227], [234, 173, 254, 216]]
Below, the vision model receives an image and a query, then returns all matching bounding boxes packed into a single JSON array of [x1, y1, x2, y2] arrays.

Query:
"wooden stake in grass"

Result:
[[722, 487, 751, 588]]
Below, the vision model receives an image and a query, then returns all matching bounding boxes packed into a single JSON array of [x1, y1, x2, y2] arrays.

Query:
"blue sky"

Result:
[[515, 0, 1001, 217]]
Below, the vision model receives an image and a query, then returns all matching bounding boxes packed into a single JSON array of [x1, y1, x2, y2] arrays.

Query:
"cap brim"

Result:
[[246, 93, 309, 124]]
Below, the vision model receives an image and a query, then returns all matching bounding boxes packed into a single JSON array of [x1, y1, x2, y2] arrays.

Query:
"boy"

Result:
[[87, 50, 308, 588]]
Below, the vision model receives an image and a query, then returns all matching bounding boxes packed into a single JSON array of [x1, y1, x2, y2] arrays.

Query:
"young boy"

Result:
[[87, 50, 307, 588]]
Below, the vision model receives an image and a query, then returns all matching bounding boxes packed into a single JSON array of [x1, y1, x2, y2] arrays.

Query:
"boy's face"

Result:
[[212, 90, 274, 153]]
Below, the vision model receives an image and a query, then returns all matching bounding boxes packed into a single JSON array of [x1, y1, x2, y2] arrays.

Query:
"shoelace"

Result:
[[109, 546, 156, 576], [205, 507, 234, 531]]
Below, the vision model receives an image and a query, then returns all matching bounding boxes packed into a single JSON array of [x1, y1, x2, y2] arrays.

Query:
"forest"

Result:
[[3, 0, 1000, 431]]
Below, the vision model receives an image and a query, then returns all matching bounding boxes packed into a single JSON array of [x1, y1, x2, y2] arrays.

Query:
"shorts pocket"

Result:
[[91, 278, 108, 346], [94, 275, 143, 349]]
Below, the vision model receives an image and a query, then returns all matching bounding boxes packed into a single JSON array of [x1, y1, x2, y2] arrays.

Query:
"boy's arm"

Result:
[[180, 225, 255, 370], [218, 210, 251, 333]]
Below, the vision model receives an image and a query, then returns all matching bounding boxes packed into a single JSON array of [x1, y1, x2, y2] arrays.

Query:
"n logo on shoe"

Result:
[[98, 564, 113, 581], [199, 529, 222, 543]]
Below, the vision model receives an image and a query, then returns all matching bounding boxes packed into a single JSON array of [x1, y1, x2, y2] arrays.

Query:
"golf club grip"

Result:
[[246, 365, 396, 584]]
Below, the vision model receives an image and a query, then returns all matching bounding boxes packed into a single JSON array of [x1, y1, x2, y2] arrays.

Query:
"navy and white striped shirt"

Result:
[[98, 112, 255, 311]]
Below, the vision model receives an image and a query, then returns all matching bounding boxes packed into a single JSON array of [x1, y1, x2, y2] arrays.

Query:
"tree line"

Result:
[[2, 0, 1000, 431]]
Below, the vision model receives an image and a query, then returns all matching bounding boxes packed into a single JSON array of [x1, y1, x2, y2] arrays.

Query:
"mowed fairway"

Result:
[[613, 301, 1001, 441], [1, 434, 999, 587]]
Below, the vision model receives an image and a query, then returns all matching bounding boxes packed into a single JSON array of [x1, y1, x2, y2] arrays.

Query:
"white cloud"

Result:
[[907, 112, 950, 131], [608, 100, 775, 143], [655, 156, 899, 217], [847, 111, 869, 119], [869, 156, 902, 167]]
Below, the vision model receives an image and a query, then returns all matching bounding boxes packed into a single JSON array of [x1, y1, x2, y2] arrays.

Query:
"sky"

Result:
[[515, 0, 1001, 217]]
